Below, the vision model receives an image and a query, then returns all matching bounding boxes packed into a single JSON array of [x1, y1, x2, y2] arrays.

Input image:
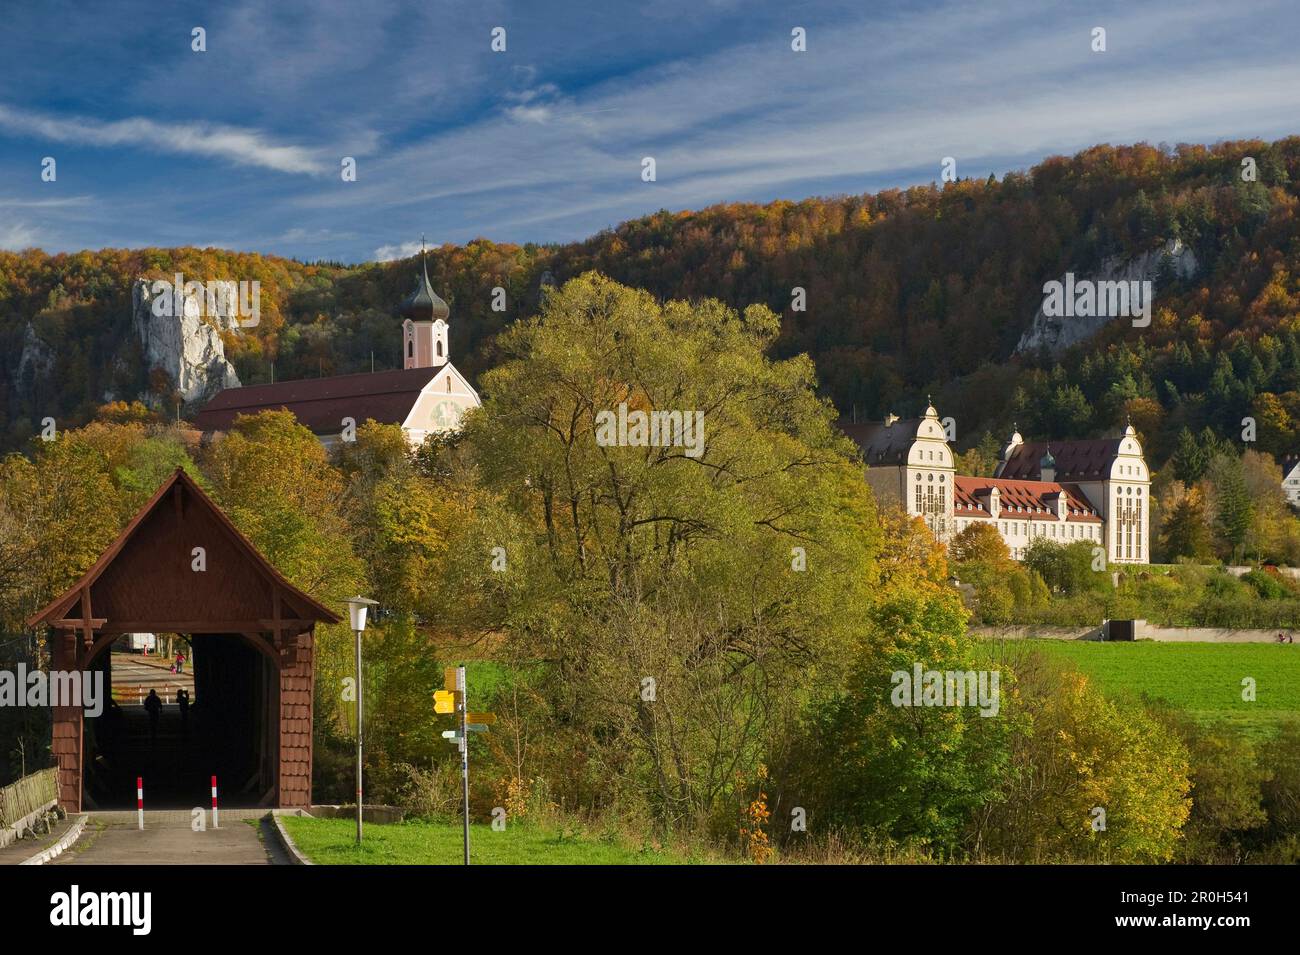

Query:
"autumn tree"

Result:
[[458, 273, 881, 826], [976, 647, 1191, 863], [1160, 487, 1214, 562]]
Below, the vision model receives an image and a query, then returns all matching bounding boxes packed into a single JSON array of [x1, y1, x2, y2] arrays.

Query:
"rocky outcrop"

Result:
[[14, 322, 55, 395], [132, 279, 240, 408], [1015, 239, 1198, 356]]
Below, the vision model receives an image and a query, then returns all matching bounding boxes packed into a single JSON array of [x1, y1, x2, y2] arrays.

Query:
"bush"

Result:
[[394, 760, 463, 820], [975, 645, 1191, 863], [1146, 703, 1269, 863], [1241, 568, 1294, 600]]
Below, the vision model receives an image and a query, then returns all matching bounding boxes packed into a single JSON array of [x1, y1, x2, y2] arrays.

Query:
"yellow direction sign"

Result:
[[467, 712, 496, 725], [434, 690, 455, 714]]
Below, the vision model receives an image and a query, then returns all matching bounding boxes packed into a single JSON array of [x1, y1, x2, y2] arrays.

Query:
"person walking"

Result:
[[144, 688, 162, 742], [175, 650, 185, 675], [177, 688, 190, 740]]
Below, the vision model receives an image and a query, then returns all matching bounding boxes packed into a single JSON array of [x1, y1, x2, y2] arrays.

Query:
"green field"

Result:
[[279, 815, 703, 865], [1014, 640, 1300, 738]]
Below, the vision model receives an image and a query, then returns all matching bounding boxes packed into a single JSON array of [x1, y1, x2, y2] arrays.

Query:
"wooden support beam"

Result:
[[78, 588, 95, 650], [52, 618, 108, 630], [271, 588, 284, 638], [94, 619, 319, 634]]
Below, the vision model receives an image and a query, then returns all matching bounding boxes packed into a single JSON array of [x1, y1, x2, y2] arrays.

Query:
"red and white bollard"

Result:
[[137, 777, 144, 830], [211, 775, 219, 828]]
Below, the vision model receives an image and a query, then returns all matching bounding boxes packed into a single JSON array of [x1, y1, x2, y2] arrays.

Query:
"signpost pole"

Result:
[[458, 665, 469, 865], [355, 627, 363, 845]]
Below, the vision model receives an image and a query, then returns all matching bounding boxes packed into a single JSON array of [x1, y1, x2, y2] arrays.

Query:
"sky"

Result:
[[1, 0, 1299, 264]]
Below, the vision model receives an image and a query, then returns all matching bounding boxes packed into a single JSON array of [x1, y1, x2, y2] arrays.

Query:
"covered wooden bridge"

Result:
[[27, 468, 339, 811]]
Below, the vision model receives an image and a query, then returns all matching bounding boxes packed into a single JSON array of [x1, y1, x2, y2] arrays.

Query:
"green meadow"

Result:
[[1014, 640, 1300, 738], [279, 815, 706, 865]]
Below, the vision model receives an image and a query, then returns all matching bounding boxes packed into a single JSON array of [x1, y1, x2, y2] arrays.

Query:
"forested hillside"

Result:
[[4, 137, 1300, 467]]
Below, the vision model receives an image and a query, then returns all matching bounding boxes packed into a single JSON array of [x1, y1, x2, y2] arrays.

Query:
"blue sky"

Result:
[[1, 0, 1298, 264]]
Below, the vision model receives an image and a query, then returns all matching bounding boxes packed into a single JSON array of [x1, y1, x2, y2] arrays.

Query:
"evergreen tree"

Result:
[[1160, 489, 1214, 561], [1172, 427, 1209, 483], [1208, 453, 1254, 562]]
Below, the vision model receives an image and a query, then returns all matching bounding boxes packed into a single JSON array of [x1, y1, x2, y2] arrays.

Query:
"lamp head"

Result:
[[346, 596, 379, 632]]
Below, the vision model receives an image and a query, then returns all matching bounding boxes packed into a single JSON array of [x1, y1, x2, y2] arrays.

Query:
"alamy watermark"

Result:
[[149, 273, 260, 327], [0, 666, 104, 717], [890, 663, 1001, 717], [1041, 273, 1152, 328], [594, 402, 705, 459], [50, 885, 151, 935]]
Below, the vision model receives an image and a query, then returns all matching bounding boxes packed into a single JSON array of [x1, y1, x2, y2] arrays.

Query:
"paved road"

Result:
[[110, 651, 194, 705], [52, 811, 287, 865]]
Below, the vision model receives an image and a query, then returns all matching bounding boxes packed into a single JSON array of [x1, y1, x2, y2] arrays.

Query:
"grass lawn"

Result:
[[1015, 640, 1300, 738], [279, 815, 707, 865]]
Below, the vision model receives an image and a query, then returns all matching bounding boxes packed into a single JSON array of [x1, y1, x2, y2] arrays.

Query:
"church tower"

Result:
[[400, 242, 450, 370]]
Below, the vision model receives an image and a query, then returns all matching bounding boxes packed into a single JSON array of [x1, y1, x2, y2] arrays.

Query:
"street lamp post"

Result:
[[346, 596, 378, 845]]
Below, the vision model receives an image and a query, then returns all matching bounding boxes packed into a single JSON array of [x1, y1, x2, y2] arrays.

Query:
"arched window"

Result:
[[446, 377, 452, 393], [437, 341, 444, 358], [407, 340, 414, 358]]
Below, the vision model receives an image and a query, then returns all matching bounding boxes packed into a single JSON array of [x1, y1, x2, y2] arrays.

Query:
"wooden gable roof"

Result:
[[28, 467, 341, 632]]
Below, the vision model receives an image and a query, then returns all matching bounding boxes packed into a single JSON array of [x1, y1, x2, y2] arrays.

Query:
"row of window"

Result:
[[953, 517, 1100, 542]]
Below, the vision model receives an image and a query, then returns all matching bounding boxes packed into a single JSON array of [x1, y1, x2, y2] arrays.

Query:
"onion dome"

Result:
[[400, 258, 450, 322]]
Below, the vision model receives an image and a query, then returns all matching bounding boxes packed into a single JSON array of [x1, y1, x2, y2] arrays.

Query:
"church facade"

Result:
[[1283, 455, 1300, 508], [195, 255, 480, 447], [841, 402, 1150, 564]]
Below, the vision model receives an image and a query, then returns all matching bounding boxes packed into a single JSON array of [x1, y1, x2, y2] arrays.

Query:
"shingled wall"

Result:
[[278, 631, 314, 807]]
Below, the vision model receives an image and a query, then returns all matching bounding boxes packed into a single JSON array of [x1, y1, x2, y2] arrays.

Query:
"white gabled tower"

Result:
[[904, 399, 956, 542]]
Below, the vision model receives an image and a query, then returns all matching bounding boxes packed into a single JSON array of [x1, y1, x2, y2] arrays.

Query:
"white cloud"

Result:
[[374, 240, 427, 262], [0, 195, 95, 209], [0, 220, 40, 250], [0, 104, 331, 175]]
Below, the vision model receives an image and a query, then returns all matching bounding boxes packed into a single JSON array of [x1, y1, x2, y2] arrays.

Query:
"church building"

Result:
[[1282, 455, 1300, 508], [841, 402, 1150, 564], [195, 253, 480, 447]]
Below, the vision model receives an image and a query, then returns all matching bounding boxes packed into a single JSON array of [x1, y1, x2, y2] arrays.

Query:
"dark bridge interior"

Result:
[[82, 635, 276, 810]]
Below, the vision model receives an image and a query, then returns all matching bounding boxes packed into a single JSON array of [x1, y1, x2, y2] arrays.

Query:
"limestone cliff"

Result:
[[14, 322, 55, 396], [132, 279, 240, 407], [1015, 239, 1199, 356]]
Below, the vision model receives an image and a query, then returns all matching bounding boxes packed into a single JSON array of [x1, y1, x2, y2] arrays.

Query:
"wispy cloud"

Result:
[[0, 220, 40, 250], [0, 104, 331, 175], [0, 195, 97, 209], [374, 240, 432, 262]]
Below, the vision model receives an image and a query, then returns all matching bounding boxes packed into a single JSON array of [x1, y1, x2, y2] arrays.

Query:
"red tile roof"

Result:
[[193, 366, 442, 435], [953, 476, 1101, 522], [998, 439, 1122, 481]]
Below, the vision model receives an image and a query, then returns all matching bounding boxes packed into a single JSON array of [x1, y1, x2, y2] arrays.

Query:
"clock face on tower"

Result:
[[431, 399, 463, 430]]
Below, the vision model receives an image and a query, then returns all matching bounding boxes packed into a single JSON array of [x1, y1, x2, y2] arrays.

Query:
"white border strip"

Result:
[[269, 810, 314, 865], [19, 814, 88, 865]]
